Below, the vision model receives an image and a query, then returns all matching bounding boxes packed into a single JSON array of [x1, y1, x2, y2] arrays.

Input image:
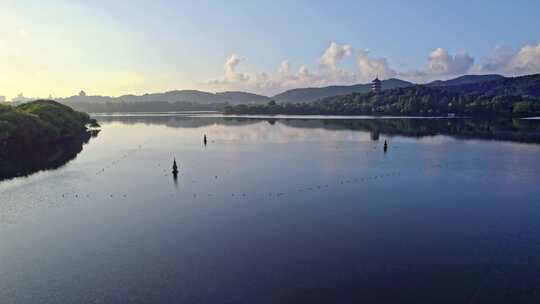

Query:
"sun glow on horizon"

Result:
[[1, 0, 539, 101]]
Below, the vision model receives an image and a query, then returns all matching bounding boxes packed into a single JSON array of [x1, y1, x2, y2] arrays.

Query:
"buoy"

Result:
[[383, 140, 388, 152]]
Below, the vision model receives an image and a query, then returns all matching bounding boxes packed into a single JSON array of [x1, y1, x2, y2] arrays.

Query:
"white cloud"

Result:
[[205, 43, 539, 94], [319, 42, 352, 69], [223, 54, 249, 82], [475, 46, 514, 73], [426, 48, 474, 76], [206, 46, 480, 93], [278, 60, 290, 76], [511, 43, 540, 73], [402, 48, 474, 82], [477, 43, 540, 75], [207, 54, 250, 88], [474, 42, 540, 76], [205, 42, 363, 95], [317, 42, 357, 85], [356, 50, 397, 81]]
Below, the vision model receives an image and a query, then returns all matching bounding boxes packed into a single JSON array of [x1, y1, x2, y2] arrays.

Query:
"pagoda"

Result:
[[371, 77, 381, 94]]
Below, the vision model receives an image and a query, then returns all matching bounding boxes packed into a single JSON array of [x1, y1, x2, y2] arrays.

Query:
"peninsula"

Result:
[[0, 100, 98, 155]]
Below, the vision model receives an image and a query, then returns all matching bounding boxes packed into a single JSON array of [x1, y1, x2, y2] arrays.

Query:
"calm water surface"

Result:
[[1, 115, 540, 303]]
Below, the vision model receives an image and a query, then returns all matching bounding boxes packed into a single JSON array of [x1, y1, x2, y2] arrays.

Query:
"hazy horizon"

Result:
[[1, 0, 539, 100]]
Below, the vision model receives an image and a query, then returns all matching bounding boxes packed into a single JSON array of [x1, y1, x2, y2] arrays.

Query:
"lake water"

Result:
[[1, 115, 540, 303]]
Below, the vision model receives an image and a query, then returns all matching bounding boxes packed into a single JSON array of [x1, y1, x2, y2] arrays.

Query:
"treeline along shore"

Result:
[[0, 100, 98, 157], [225, 74, 540, 117]]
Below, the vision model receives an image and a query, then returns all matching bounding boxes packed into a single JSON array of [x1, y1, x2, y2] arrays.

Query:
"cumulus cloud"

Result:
[[223, 54, 248, 82], [402, 48, 474, 82], [278, 60, 290, 76], [426, 48, 474, 76], [204, 43, 538, 94], [477, 43, 540, 75], [208, 54, 250, 87], [318, 42, 357, 85], [356, 50, 397, 81], [319, 42, 352, 69], [511, 43, 540, 73], [207, 46, 480, 93], [476, 46, 514, 73], [205, 42, 364, 95]]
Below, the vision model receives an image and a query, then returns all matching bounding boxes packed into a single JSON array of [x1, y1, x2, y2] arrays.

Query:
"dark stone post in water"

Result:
[[172, 158, 179, 176], [203, 134, 207, 146], [383, 140, 388, 153]]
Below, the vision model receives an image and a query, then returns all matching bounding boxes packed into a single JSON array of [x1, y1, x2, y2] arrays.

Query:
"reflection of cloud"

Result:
[[206, 121, 373, 144], [97, 115, 540, 145]]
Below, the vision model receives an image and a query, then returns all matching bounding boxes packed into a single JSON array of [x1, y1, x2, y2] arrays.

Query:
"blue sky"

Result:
[[1, 0, 539, 99]]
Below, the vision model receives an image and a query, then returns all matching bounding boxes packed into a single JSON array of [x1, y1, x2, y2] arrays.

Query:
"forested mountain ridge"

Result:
[[434, 74, 540, 97], [224, 83, 540, 117], [271, 78, 414, 103], [426, 74, 505, 87]]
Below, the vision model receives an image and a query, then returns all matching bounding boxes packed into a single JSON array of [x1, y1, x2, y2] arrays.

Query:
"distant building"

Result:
[[371, 77, 381, 94]]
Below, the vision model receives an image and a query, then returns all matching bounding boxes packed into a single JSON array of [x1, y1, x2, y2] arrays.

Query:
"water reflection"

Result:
[[0, 130, 99, 181], [1, 114, 540, 303], [96, 115, 540, 144]]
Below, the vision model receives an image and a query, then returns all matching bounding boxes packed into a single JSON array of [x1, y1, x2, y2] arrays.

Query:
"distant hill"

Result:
[[225, 80, 540, 117], [44, 73, 540, 114], [272, 78, 414, 103], [426, 74, 504, 87], [271, 74, 539, 103], [435, 73, 540, 98], [59, 90, 270, 105], [215, 91, 270, 104]]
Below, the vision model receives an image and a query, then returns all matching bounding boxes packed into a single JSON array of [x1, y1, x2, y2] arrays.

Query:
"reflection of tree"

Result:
[[96, 115, 540, 144], [370, 130, 380, 141], [0, 130, 99, 181], [279, 118, 540, 143]]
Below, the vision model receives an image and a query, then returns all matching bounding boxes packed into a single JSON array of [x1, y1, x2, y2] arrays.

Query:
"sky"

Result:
[[1, 0, 540, 100]]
